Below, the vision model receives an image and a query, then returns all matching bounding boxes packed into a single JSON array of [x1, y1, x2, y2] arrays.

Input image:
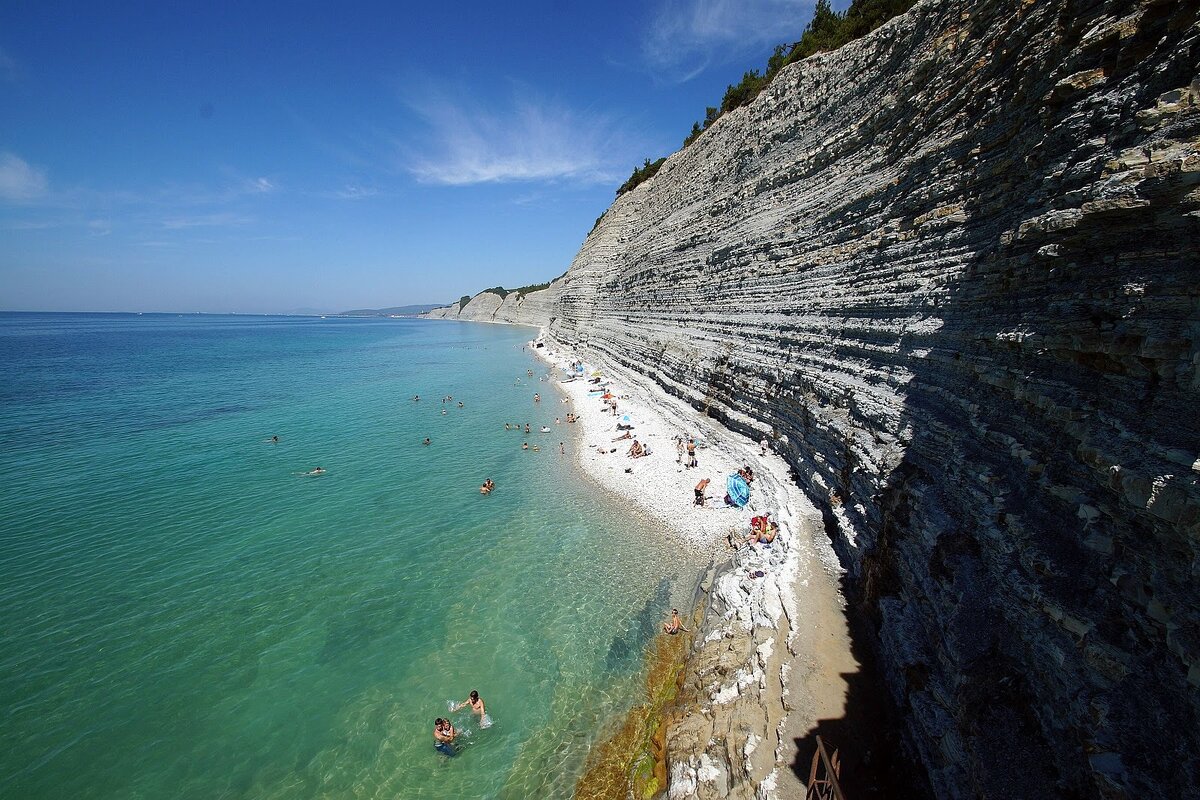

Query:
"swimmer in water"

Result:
[[442, 409, 447, 415], [268, 435, 279, 443], [480, 478, 494, 494], [304, 467, 326, 476], [454, 690, 486, 720], [505, 423, 511, 431], [522, 442, 529, 451], [458, 401, 464, 408], [423, 438, 431, 446], [413, 395, 419, 402]]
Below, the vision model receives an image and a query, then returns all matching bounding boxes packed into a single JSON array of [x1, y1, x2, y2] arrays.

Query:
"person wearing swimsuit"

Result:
[[455, 690, 486, 719], [433, 717, 456, 756]]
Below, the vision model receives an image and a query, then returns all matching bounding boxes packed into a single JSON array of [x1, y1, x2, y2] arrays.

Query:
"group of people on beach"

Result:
[[727, 511, 778, 548], [675, 436, 698, 469]]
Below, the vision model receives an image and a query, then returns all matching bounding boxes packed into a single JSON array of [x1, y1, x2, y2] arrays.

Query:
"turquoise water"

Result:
[[0, 313, 702, 799]]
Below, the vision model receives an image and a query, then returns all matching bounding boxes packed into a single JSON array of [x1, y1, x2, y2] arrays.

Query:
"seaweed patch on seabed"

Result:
[[604, 579, 671, 671], [576, 597, 695, 800]]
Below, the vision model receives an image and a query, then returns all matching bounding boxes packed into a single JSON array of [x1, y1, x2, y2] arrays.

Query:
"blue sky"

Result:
[[1, 1, 834, 313]]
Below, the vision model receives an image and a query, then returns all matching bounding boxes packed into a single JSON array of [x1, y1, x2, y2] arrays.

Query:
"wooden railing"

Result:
[[806, 735, 846, 800]]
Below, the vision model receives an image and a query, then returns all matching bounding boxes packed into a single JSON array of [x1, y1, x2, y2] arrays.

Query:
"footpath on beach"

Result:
[[531, 334, 861, 798]]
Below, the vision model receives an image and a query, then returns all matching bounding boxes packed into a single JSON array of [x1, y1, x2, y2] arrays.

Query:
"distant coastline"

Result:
[[337, 304, 445, 317]]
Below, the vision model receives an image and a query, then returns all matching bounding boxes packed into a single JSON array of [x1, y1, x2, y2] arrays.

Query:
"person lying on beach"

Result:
[[613, 432, 632, 442], [454, 690, 486, 719], [746, 514, 778, 545], [663, 609, 688, 635], [434, 718, 456, 756]]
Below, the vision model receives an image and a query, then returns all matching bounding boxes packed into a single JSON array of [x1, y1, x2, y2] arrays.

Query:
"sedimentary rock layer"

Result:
[[429, 0, 1200, 795]]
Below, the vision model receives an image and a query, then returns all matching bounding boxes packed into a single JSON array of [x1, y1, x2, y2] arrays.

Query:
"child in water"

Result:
[[433, 718, 456, 756]]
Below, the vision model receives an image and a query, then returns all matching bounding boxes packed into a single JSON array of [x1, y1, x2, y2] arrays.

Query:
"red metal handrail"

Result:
[[806, 735, 846, 800]]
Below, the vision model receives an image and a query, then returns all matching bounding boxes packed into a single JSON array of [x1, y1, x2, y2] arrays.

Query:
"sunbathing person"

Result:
[[627, 440, 644, 458], [613, 432, 632, 441], [747, 513, 777, 545]]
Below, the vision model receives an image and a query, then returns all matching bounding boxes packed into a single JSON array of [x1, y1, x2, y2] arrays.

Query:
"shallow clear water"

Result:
[[0, 313, 702, 799]]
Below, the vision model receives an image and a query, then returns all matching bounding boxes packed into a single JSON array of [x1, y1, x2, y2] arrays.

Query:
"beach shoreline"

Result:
[[529, 331, 858, 798]]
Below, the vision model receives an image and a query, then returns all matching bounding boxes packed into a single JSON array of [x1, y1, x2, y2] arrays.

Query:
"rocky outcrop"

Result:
[[430, 0, 1200, 796], [423, 286, 558, 324]]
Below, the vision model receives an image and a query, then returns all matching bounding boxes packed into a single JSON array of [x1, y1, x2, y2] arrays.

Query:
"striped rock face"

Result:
[[431, 0, 1200, 796]]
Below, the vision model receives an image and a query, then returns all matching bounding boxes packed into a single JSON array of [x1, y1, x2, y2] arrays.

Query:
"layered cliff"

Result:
[[428, 0, 1200, 795], [423, 287, 557, 325]]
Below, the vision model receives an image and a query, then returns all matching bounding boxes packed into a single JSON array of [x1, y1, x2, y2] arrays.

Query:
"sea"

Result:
[[0, 312, 706, 799]]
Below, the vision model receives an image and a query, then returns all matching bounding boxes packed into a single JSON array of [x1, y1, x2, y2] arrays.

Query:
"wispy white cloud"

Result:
[[1, 219, 55, 230], [401, 83, 627, 186], [0, 152, 49, 202], [642, 0, 818, 83], [333, 185, 379, 200], [161, 212, 254, 230]]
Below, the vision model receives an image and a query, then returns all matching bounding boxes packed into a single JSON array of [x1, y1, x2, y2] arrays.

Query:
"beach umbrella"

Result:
[[726, 474, 750, 508]]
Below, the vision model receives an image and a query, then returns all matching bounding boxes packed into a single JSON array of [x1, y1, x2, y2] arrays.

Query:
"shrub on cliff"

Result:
[[515, 281, 551, 296], [616, 157, 668, 197], [682, 0, 917, 148]]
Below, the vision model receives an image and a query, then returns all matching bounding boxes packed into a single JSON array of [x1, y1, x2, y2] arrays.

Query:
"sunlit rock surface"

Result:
[[427, 0, 1200, 795]]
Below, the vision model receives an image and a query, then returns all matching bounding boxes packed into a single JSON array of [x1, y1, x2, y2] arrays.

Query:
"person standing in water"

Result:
[[454, 690, 486, 720], [433, 718, 456, 756]]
